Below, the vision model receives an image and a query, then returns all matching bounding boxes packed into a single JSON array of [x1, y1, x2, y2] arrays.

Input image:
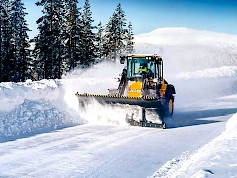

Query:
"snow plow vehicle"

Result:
[[76, 54, 176, 128]]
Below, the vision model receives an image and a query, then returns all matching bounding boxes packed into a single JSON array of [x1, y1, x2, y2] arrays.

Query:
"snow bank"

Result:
[[0, 62, 126, 141], [151, 113, 237, 178], [177, 66, 237, 79], [0, 79, 83, 141], [173, 66, 237, 107]]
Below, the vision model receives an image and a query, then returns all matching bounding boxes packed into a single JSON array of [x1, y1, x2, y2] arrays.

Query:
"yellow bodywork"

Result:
[[128, 54, 161, 59], [159, 83, 167, 97], [127, 80, 168, 98], [128, 81, 143, 98]]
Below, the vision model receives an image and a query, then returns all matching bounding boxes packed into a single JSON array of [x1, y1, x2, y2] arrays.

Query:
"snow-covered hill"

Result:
[[134, 27, 237, 73], [135, 27, 237, 46]]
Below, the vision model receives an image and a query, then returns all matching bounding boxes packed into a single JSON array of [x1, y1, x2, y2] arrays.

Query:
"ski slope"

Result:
[[0, 28, 237, 177]]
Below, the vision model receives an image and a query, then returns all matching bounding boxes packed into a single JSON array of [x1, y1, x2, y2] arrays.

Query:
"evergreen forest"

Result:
[[0, 0, 134, 82]]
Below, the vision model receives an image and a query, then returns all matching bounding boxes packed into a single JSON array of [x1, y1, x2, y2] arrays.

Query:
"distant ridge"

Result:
[[134, 27, 237, 72], [134, 27, 237, 46]]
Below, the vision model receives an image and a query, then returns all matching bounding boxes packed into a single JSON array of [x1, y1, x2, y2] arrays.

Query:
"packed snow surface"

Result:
[[0, 27, 237, 177], [151, 111, 237, 178]]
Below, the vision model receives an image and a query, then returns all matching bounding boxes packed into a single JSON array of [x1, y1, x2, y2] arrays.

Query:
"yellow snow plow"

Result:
[[76, 54, 176, 128]]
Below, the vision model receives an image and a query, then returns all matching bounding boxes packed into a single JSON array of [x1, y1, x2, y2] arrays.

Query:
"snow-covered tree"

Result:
[[65, 0, 81, 71], [0, 0, 14, 82], [103, 3, 127, 62], [125, 21, 134, 54], [79, 0, 97, 67], [0, 2, 4, 82], [10, 0, 31, 82], [33, 0, 66, 79], [95, 21, 104, 60]]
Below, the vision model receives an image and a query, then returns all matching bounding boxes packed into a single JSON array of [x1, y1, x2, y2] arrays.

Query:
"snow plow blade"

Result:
[[75, 93, 163, 109], [76, 92, 165, 128]]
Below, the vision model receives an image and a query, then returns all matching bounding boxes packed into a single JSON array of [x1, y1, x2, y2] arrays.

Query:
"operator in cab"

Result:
[[138, 63, 153, 79], [138, 63, 148, 75]]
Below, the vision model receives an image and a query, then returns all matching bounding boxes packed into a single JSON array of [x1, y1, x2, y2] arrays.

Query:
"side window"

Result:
[[134, 63, 140, 75], [130, 61, 141, 77], [127, 60, 132, 78], [148, 62, 155, 74], [155, 63, 159, 78]]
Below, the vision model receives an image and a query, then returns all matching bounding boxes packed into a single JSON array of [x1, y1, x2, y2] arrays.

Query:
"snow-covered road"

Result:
[[0, 95, 236, 178]]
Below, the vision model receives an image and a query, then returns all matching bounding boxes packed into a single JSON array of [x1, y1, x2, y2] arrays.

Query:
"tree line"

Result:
[[0, 0, 134, 82]]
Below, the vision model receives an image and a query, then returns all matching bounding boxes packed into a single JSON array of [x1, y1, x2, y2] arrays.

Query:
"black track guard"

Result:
[[126, 118, 165, 128], [126, 107, 165, 128]]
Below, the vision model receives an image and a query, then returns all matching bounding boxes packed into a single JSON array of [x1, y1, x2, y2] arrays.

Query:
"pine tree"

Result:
[[114, 3, 127, 55], [79, 0, 97, 67], [103, 3, 127, 62], [126, 21, 134, 54], [10, 0, 31, 82], [0, 2, 4, 82], [65, 0, 81, 72], [102, 16, 115, 60], [33, 0, 66, 79], [0, 0, 14, 82], [95, 21, 104, 60]]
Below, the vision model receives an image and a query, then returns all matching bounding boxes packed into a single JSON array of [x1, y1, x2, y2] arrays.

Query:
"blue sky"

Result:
[[23, 0, 237, 39]]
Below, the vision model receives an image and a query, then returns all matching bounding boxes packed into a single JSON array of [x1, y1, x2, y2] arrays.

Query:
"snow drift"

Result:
[[0, 80, 82, 141], [0, 62, 126, 141], [151, 111, 237, 178]]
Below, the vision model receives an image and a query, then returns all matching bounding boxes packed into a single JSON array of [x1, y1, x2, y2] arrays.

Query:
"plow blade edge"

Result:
[[75, 93, 163, 109]]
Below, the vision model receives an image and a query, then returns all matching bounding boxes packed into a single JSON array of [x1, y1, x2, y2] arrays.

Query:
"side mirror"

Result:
[[120, 56, 126, 64]]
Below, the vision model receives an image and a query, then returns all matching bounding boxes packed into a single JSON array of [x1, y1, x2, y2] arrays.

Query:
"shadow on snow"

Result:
[[0, 124, 79, 143], [166, 107, 237, 128]]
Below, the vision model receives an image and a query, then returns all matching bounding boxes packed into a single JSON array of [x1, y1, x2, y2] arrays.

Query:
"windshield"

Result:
[[127, 58, 156, 78]]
